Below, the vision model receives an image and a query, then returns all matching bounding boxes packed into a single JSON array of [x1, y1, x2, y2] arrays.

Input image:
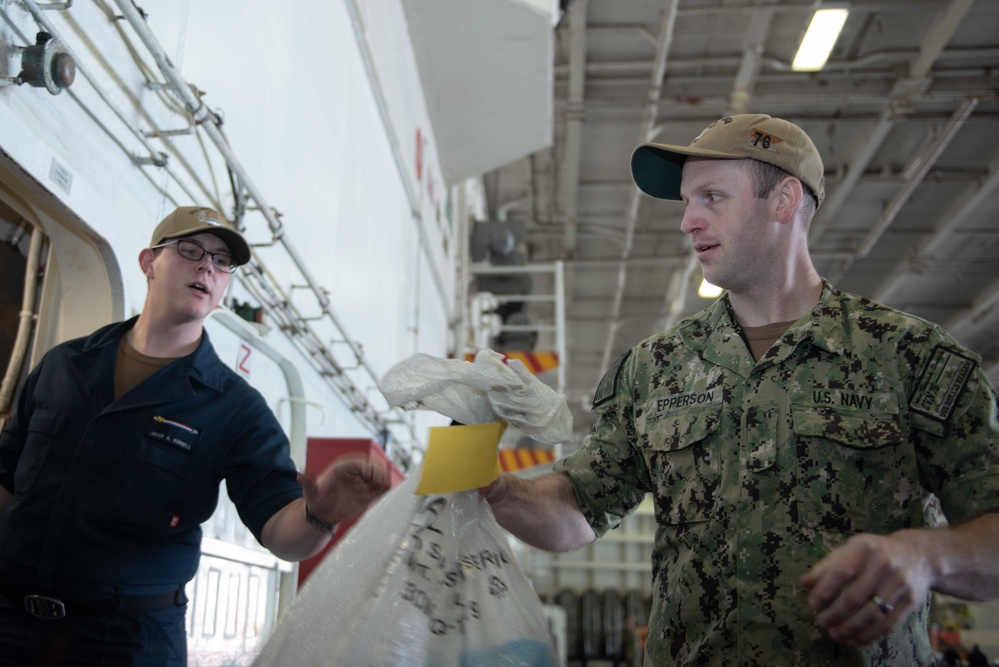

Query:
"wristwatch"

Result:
[[305, 504, 336, 535]]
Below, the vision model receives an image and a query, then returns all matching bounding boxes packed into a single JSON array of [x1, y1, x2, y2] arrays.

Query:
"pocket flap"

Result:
[[649, 405, 722, 452], [791, 405, 902, 449], [27, 409, 65, 435]]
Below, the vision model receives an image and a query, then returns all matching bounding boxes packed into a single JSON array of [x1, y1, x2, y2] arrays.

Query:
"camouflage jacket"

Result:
[[555, 282, 999, 666]]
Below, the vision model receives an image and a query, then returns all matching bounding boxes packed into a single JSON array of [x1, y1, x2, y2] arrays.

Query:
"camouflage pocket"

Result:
[[789, 405, 915, 534], [644, 404, 723, 525]]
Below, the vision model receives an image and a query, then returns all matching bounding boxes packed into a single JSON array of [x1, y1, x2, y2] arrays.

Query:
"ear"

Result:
[[138, 247, 156, 279], [774, 176, 804, 225]]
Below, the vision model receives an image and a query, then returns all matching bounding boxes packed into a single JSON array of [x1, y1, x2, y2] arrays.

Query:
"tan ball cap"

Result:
[[150, 206, 251, 266], [631, 114, 826, 208]]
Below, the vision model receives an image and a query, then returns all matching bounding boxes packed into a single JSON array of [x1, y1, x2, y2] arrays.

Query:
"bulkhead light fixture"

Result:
[[792, 7, 849, 72]]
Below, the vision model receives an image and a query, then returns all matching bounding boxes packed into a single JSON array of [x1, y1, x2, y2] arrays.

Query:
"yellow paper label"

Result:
[[416, 422, 505, 495]]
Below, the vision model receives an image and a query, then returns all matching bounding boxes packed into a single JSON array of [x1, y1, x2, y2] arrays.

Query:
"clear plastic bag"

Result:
[[251, 350, 570, 666], [377, 348, 571, 445], [251, 473, 556, 666]]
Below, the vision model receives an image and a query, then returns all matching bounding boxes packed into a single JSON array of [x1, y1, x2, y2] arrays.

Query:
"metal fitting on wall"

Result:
[[17, 32, 75, 94]]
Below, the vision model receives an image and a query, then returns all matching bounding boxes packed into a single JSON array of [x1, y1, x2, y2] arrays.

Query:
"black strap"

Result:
[[0, 576, 187, 617]]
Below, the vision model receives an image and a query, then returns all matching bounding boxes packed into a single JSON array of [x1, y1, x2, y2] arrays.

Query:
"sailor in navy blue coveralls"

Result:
[[0, 207, 389, 666], [0, 318, 301, 663]]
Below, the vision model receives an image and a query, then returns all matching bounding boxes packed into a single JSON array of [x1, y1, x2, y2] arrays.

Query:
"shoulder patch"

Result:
[[909, 345, 977, 423], [592, 350, 632, 409]]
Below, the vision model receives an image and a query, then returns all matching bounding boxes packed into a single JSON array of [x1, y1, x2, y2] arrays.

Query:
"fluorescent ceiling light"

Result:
[[698, 279, 723, 299], [792, 8, 849, 72]]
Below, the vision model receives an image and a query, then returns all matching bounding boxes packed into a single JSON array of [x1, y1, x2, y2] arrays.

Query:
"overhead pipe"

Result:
[[809, 112, 895, 244], [811, 0, 976, 248], [673, 0, 948, 14], [873, 144, 999, 307], [554, 47, 999, 79], [908, 0, 977, 82], [827, 99, 975, 283], [853, 97, 978, 259], [574, 88, 997, 114]]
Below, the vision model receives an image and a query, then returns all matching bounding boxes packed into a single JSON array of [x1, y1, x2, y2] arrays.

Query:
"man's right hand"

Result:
[[480, 472, 596, 553]]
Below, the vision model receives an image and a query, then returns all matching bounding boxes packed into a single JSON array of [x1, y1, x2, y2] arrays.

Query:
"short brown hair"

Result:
[[744, 160, 817, 220]]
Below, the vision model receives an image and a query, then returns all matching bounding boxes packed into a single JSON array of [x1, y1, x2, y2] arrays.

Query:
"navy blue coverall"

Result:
[[0, 318, 303, 665]]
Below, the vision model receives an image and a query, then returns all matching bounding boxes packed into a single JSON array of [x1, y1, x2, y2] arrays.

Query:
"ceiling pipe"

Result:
[[810, 0, 976, 248], [596, 0, 679, 387], [571, 89, 998, 113], [909, 0, 976, 82], [826, 99, 976, 283], [854, 97, 978, 259], [670, 0, 954, 14], [810, 116, 897, 246], [872, 145, 999, 307], [553, 47, 999, 78]]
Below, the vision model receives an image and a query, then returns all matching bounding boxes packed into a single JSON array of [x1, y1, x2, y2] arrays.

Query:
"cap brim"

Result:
[[631, 143, 749, 201], [206, 229, 251, 266]]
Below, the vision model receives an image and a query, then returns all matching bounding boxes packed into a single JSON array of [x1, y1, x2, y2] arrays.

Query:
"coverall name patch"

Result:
[[648, 389, 721, 416], [910, 345, 976, 423], [147, 415, 201, 451]]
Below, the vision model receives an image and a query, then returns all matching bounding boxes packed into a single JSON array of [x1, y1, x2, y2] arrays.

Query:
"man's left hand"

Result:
[[800, 530, 933, 646]]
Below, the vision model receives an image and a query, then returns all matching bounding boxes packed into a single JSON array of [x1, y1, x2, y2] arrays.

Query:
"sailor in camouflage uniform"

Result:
[[484, 114, 999, 666]]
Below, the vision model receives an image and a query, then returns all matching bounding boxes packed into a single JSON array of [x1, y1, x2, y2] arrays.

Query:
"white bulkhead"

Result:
[[0, 0, 572, 662]]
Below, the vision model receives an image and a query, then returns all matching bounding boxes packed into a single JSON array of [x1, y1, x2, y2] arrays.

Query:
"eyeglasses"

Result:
[[152, 239, 239, 273]]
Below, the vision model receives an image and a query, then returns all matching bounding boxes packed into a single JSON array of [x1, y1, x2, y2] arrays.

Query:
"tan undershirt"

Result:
[[741, 320, 797, 361], [114, 336, 178, 399]]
